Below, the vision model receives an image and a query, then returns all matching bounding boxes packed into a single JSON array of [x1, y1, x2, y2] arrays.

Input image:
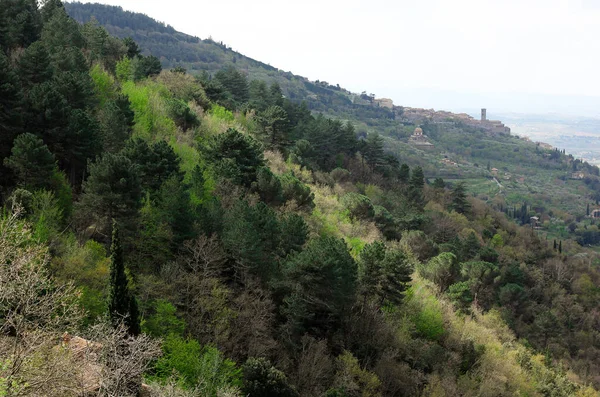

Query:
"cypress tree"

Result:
[[558, 241, 562, 254], [107, 220, 140, 335]]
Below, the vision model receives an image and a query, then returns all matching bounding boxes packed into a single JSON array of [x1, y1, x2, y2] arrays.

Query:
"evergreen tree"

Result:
[[201, 128, 265, 187], [214, 66, 249, 105], [17, 41, 54, 89], [0, 51, 23, 185], [122, 36, 140, 59], [78, 153, 142, 226], [0, 0, 42, 53], [363, 132, 385, 170], [281, 236, 357, 339], [451, 182, 471, 214], [259, 105, 290, 151], [107, 219, 140, 335], [4, 133, 56, 190], [398, 163, 410, 184], [558, 241, 562, 254], [408, 166, 425, 207], [432, 177, 445, 189]]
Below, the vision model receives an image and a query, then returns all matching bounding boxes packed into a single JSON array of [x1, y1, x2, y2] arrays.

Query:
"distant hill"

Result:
[[65, 2, 600, 219], [65, 1, 394, 119]]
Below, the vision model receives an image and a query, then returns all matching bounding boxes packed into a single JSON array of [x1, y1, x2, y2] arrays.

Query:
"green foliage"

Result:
[[242, 358, 298, 397], [143, 299, 185, 337], [254, 166, 283, 205], [418, 252, 460, 292], [107, 220, 140, 335], [154, 335, 242, 393], [280, 172, 314, 209], [17, 41, 53, 89], [342, 192, 374, 220], [450, 182, 470, 214], [202, 128, 265, 187], [167, 98, 200, 130], [281, 236, 357, 339], [124, 138, 183, 193], [0, 50, 23, 180], [359, 242, 412, 307], [279, 213, 308, 255], [331, 351, 381, 397], [4, 133, 56, 190], [78, 153, 142, 225]]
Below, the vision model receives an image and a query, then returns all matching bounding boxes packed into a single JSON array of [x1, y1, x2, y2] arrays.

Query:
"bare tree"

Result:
[[80, 322, 161, 397], [0, 208, 83, 396]]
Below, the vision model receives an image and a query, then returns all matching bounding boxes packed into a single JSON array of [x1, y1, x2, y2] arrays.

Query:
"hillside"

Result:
[[2, 1, 600, 396], [66, 2, 600, 242]]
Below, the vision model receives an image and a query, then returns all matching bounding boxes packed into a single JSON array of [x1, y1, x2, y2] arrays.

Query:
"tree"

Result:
[[124, 138, 183, 193], [408, 166, 425, 207], [359, 242, 412, 307], [0, 208, 82, 396], [214, 66, 249, 105], [242, 358, 298, 397], [259, 105, 290, 151], [432, 177, 445, 189], [451, 182, 470, 214], [363, 132, 385, 170], [122, 37, 140, 59], [202, 128, 265, 187], [78, 153, 142, 229], [418, 252, 460, 292], [107, 220, 140, 335], [17, 41, 54, 89], [0, 51, 23, 185], [281, 236, 357, 340], [0, 0, 42, 53], [4, 133, 56, 190], [398, 163, 410, 184]]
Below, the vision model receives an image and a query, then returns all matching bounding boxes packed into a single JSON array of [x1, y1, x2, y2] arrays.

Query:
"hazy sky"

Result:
[[70, 0, 600, 116]]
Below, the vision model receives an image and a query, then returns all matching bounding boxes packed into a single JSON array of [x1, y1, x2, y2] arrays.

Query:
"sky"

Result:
[[70, 0, 600, 117]]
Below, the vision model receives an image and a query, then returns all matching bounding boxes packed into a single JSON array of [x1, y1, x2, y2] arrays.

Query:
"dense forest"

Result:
[[2, 1, 600, 396]]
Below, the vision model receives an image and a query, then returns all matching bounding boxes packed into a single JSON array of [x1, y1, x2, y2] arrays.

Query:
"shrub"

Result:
[[280, 172, 314, 209], [242, 358, 298, 397], [341, 192, 374, 220]]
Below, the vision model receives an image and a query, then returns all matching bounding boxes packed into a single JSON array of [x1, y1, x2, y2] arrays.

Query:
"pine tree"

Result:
[[0, 51, 24, 184], [17, 41, 54, 89], [398, 163, 410, 183], [451, 182, 471, 214], [364, 132, 385, 170], [4, 133, 56, 190], [107, 220, 140, 335]]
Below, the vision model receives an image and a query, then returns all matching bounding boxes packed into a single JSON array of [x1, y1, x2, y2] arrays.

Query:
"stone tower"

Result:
[[481, 108, 487, 122]]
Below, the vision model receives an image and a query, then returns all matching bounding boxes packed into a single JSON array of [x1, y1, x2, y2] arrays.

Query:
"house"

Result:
[[591, 209, 600, 218], [491, 167, 499, 175], [571, 172, 585, 180]]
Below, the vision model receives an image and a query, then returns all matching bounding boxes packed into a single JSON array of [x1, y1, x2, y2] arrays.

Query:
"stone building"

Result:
[[409, 127, 434, 149]]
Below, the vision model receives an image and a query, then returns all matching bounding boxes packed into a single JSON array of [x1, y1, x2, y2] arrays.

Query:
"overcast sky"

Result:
[[71, 0, 600, 117]]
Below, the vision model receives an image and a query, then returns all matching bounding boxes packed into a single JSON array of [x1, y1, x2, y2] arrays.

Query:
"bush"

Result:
[[153, 335, 242, 393], [242, 358, 298, 397], [341, 193, 374, 220], [254, 167, 282, 205], [280, 172, 314, 209]]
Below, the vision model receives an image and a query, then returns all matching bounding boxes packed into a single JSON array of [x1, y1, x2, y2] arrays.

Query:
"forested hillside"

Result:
[[2, 1, 600, 396]]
